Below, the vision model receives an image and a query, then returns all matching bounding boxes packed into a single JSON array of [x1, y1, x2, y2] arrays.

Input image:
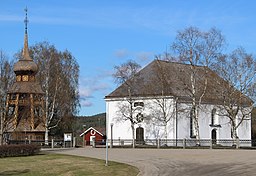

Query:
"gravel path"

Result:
[[45, 148, 256, 176]]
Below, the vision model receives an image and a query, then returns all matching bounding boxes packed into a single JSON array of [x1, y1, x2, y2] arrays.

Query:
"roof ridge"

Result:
[[155, 59, 207, 68]]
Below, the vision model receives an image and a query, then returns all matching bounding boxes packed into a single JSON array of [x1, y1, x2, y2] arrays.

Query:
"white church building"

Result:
[[105, 60, 252, 147]]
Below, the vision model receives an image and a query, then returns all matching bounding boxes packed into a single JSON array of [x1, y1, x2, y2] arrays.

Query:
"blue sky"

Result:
[[0, 1, 256, 116]]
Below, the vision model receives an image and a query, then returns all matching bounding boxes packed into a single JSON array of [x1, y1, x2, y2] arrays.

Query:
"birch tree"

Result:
[[147, 59, 176, 142], [26, 42, 79, 144], [170, 27, 225, 144], [0, 50, 14, 145], [148, 95, 176, 142], [213, 48, 256, 142], [113, 60, 141, 148]]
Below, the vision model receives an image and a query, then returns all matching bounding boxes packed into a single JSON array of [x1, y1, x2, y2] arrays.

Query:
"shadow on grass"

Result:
[[0, 169, 30, 175]]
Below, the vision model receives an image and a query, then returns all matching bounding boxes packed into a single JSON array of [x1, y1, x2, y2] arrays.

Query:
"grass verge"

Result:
[[0, 153, 139, 176]]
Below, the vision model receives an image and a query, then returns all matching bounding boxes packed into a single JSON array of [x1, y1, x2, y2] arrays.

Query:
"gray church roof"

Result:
[[106, 60, 252, 105]]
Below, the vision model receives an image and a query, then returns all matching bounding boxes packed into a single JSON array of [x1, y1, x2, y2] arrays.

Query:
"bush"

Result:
[[0, 144, 41, 158]]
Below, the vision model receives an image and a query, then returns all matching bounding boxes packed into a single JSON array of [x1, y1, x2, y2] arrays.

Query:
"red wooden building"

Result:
[[80, 127, 105, 146]]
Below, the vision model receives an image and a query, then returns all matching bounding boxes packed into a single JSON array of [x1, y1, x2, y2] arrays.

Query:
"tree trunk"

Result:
[[44, 75, 49, 145], [165, 121, 168, 145], [191, 67, 200, 145], [194, 106, 200, 145], [44, 94, 49, 145], [45, 127, 49, 145], [231, 120, 238, 145], [131, 123, 135, 148], [0, 112, 2, 145]]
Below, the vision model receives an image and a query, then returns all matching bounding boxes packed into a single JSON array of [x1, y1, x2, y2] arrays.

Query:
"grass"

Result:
[[0, 153, 139, 176]]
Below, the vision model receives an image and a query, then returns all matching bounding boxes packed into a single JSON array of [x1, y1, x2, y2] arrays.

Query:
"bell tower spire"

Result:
[[22, 7, 32, 61], [13, 7, 38, 74], [24, 7, 28, 34]]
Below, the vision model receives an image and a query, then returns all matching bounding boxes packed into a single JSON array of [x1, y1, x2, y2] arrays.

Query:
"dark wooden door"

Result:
[[211, 129, 217, 145]]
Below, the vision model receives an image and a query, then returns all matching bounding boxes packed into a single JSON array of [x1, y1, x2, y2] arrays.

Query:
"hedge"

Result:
[[0, 144, 40, 158]]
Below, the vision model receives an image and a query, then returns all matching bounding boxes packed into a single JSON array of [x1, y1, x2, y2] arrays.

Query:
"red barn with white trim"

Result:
[[80, 127, 105, 146]]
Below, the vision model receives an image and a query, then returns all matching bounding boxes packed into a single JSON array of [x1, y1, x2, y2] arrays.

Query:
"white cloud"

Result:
[[91, 83, 109, 92], [113, 49, 154, 65], [79, 75, 112, 108], [136, 51, 154, 62], [79, 87, 93, 98], [114, 49, 129, 59], [0, 14, 21, 22], [80, 99, 93, 107], [0, 5, 180, 34], [0, 2, 252, 37]]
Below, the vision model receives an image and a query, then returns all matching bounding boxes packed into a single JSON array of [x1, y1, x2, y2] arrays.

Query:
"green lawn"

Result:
[[0, 153, 139, 176]]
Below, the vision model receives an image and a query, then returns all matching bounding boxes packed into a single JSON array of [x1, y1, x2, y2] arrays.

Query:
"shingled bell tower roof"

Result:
[[13, 8, 38, 74], [8, 8, 43, 94]]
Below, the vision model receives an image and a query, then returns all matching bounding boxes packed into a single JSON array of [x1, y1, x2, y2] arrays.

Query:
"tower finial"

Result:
[[24, 7, 29, 34], [22, 7, 32, 61]]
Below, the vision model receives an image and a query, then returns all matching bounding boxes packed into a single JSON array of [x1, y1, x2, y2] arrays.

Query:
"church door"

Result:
[[211, 129, 217, 145], [136, 127, 144, 145]]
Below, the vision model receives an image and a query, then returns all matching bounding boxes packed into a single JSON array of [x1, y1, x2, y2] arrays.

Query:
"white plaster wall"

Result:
[[198, 104, 212, 139], [106, 100, 133, 140], [106, 97, 251, 143], [216, 111, 231, 139], [238, 119, 251, 139], [106, 97, 176, 140], [176, 103, 190, 139]]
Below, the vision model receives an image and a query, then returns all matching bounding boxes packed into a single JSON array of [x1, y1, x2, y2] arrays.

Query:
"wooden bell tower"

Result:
[[5, 8, 45, 142]]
